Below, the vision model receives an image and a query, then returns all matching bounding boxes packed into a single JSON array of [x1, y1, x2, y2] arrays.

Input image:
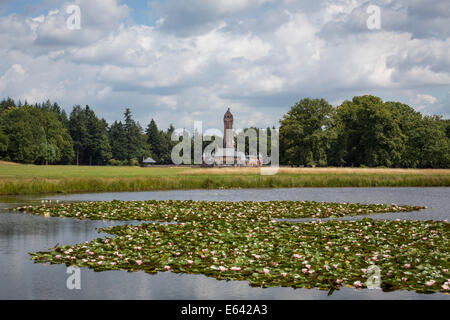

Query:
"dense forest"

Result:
[[0, 98, 174, 166], [0, 95, 448, 168]]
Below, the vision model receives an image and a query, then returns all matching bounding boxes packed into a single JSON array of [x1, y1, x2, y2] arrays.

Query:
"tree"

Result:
[[0, 117, 9, 157], [123, 108, 146, 162], [280, 98, 335, 166], [0, 97, 16, 113], [1, 104, 73, 164], [405, 116, 449, 168], [109, 121, 128, 161], [160, 124, 177, 164], [68, 105, 111, 165], [331, 95, 404, 167], [146, 119, 163, 162], [385, 101, 422, 167], [68, 105, 88, 165], [37, 108, 74, 164]]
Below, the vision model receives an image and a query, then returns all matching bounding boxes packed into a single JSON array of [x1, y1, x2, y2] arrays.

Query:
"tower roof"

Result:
[[224, 107, 233, 120]]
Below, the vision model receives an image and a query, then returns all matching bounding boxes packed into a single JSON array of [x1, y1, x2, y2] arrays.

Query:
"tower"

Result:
[[223, 108, 234, 149]]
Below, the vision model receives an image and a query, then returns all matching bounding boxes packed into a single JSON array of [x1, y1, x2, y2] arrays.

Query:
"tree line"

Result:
[[0, 95, 448, 168], [279, 96, 449, 168], [0, 98, 175, 165]]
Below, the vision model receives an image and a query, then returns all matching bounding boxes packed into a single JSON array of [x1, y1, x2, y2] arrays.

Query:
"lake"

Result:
[[0, 187, 449, 299]]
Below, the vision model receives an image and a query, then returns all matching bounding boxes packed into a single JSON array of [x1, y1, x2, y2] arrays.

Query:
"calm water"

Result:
[[0, 187, 449, 300]]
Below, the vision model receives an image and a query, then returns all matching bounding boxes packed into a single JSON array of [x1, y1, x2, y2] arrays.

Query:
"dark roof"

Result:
[[224, 107, 233, 120]]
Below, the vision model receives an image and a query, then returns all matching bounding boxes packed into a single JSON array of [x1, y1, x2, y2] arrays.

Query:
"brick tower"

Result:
[[223, 108, 234, 149]]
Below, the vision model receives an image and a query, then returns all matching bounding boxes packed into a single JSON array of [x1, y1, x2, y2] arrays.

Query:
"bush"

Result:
[[108, 159, 122, 166], [128, 158, 139, 166]]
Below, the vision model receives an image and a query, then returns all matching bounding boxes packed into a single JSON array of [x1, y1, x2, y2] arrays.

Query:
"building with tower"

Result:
[[205, 108, 262, 167]]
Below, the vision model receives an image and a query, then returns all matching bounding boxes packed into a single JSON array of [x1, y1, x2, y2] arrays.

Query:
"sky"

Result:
[[0, 0, 449, 131]]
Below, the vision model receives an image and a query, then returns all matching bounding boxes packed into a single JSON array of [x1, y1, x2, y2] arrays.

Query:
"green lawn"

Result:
[[0, 163, 449, 195], [0, 163, 184, 178]]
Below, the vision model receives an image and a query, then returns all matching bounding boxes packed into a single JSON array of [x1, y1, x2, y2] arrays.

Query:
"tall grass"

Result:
[[180, 167, 450, 176], [0, 174, 449, 195]]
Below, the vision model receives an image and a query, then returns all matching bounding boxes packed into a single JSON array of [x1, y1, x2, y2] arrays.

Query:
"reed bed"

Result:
[[180, 167, 450, 176], [0, 173, 449, 195]]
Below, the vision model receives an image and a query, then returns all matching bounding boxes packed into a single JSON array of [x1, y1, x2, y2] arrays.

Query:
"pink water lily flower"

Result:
[[230, 267, 241, 271], [353, 281, 363, 288], [164, 266, 171, 271], [425, 280, 435, 287], [281, 272, 287, 277], [187, 260, 193, 265], [404, 264, 411, 269], [263, 268, 270, 275], [136, 260, 142, 265]]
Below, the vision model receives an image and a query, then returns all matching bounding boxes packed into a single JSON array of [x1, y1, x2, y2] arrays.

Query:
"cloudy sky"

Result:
[[0, 0, 449, 130]]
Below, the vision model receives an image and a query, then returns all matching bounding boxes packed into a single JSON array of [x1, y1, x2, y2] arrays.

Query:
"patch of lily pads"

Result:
[[18, 200, 449, 294], [15, 199, 426, 221]]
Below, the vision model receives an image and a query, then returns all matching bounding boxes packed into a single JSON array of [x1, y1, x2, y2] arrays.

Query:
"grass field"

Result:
[[0, 162, 449, 195]]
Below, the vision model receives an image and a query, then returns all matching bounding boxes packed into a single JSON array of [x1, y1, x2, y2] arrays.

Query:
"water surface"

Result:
[[0, 187, 448, 300]]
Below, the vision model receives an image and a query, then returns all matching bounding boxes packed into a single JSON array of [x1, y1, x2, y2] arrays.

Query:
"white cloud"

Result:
[[0, 0, 449, 129], [416, 94, 437, 104], [0, 64, 28, 94]]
